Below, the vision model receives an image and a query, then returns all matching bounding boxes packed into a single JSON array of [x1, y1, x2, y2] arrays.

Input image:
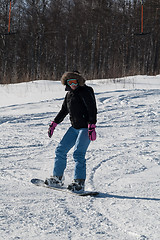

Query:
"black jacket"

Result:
[[54, 85, 97, 129]]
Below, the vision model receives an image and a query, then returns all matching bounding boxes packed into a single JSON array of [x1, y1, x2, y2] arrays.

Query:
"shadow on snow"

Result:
[[96, 192, 160, 201]]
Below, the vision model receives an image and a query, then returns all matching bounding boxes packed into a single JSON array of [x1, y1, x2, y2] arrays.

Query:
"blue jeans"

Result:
[[53, 127, 90, 180]]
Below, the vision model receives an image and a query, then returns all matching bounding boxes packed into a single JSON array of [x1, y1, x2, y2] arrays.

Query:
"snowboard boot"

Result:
[[45, 176, 63, 187], [67, 179, 85, 193]]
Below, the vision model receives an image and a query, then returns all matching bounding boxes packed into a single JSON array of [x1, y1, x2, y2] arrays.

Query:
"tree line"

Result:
[[0, 0, 160, 84]]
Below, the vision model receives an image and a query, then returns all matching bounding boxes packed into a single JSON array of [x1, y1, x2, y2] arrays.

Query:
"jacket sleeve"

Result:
[[54, 94, 69, 124], [80, 87, 97, 124]]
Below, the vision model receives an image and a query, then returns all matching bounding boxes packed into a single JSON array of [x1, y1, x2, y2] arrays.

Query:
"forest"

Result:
[[0, 0, 160, 84]]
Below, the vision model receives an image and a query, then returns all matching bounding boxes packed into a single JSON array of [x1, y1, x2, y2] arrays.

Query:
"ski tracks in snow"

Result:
[[1, 83, 160, 240], [86, 88, 160, 240]]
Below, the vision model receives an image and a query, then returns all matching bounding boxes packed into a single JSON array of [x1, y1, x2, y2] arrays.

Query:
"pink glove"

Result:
[[88, 124, 96, 141], [48, 121, 57, 138]]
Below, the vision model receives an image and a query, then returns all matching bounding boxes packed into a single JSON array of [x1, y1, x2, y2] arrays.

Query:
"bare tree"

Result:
[[0, 0, 159, 84]]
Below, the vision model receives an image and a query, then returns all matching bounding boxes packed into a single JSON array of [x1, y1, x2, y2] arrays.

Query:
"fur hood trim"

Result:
[[61, 72, 86, 86]]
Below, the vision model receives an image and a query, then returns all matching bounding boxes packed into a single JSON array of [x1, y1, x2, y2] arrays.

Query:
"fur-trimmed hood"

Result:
[[61, 72, 86, 86]]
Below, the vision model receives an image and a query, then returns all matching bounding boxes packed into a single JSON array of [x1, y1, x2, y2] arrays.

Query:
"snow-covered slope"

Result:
[[0, 75, 160, 240]]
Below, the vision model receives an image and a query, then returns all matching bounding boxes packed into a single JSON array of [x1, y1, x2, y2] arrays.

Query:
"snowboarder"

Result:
[[45, 71, 97, 192]]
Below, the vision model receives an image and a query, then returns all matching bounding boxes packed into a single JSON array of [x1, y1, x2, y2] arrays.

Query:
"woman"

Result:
[[45, 71, 97, 192]]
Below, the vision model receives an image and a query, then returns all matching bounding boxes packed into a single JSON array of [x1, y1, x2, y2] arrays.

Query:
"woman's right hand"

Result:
[[48, 121, 57, 138]]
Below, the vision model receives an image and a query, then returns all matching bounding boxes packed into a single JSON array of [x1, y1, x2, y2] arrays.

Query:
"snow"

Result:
[[0, 75, 160, 240]]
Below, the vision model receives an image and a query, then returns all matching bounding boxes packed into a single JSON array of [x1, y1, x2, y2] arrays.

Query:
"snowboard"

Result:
[[31, 178, 99, 197]]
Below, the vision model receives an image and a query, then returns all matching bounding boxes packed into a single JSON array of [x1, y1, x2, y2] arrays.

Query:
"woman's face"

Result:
[[67, 79, 78, 90], [70, 85, 78, 90]]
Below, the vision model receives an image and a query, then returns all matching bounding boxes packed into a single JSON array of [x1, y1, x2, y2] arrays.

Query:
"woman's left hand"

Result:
[[88, 124, 96, 141]]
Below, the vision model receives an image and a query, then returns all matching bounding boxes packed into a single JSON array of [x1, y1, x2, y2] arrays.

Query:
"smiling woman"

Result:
[[45, 71, 97, 192], [67, 79, 78, 90]]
